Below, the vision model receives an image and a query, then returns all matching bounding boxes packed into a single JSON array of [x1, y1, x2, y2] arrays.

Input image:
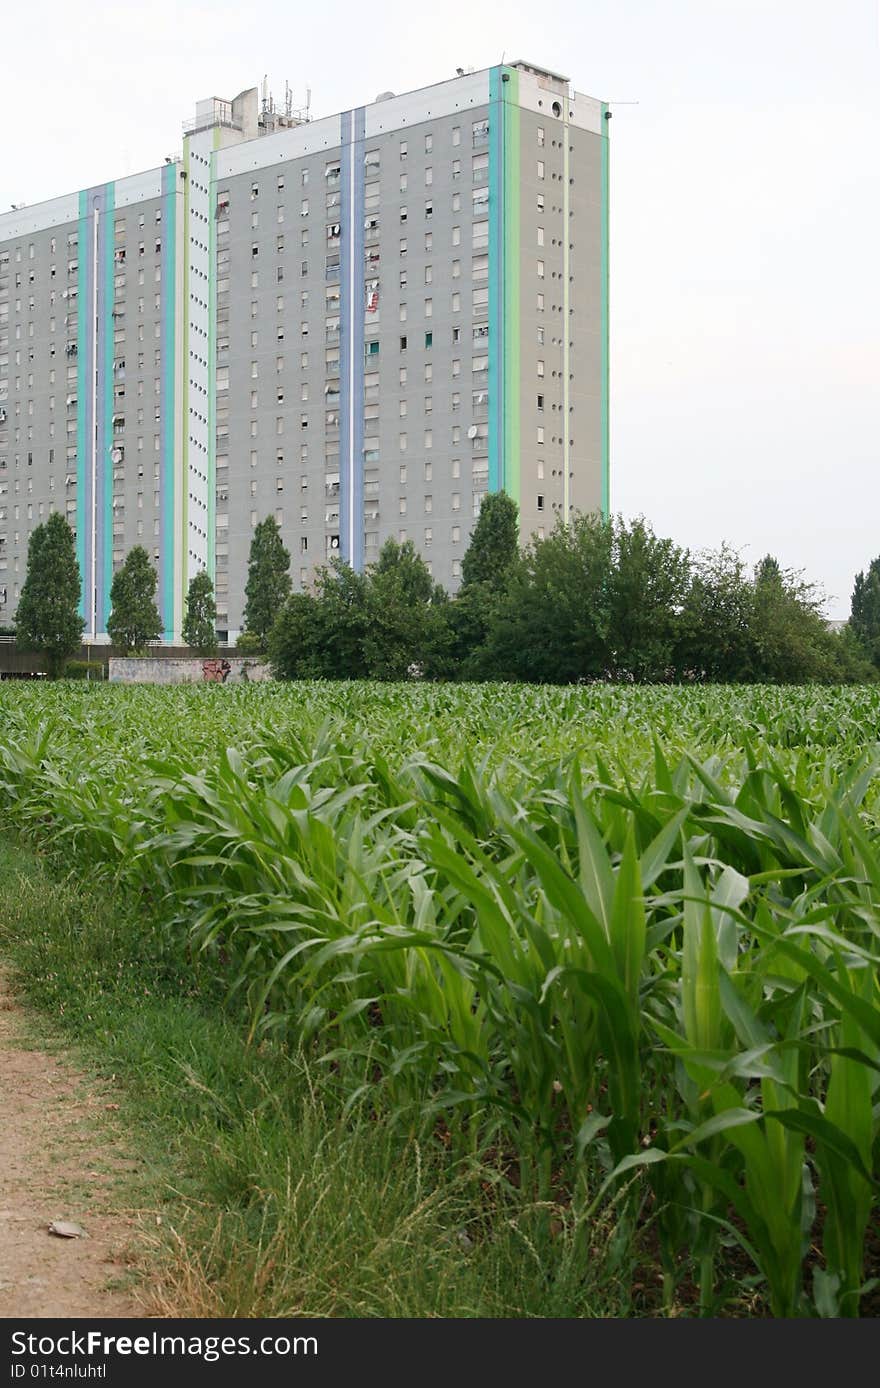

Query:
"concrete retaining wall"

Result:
[[108, 657, 271, 685]]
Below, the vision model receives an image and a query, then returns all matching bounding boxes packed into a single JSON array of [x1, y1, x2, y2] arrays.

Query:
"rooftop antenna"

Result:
[[285, 81, 292, 118]]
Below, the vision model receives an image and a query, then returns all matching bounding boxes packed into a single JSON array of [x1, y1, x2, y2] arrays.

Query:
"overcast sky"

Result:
[[6, 0, 878, 615]]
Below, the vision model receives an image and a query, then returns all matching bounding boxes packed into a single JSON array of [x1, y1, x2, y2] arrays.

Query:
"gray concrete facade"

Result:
[[0, 62, 608, 642]]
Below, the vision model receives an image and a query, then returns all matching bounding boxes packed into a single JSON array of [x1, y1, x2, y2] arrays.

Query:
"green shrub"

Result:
[[235, 631, 265, 655], [63, 659, 106, 680]]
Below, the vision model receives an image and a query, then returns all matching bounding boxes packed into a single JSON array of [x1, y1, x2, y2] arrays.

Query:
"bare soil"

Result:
[[0, 972, 147, 1318]]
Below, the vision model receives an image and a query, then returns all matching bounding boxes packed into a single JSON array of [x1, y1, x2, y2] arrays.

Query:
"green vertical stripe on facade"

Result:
[[487, 68, 502, 494], [102, 183, 115, 624], [162, 163, 176, 640], [488, 66, 521, 504], [207, 142, 217, 578], [502, 70, 520, 506], [75, 191, 88, 614], [600, 103, 610, 518], [180, 140, 191, 625], [562, 102, 571, 523]]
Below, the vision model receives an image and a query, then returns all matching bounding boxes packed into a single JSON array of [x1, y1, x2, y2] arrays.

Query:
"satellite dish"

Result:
[[111, 447, 123, 463], [467, 425, 478, 439]]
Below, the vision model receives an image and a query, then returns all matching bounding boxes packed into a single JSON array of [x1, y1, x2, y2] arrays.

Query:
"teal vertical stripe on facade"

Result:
[[101, 183, 115, 631], [502, 72, 520, 507], [161, 162, 176, 640], [75, 191, 88, 618], [487, 67, 503, 495], [207, 148, 217, 581], [600, 103, 610, 519], [487, 67, 520, 505]]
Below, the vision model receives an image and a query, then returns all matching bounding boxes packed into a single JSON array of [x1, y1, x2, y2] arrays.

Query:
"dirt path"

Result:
[[0, 972, 147, 1318]]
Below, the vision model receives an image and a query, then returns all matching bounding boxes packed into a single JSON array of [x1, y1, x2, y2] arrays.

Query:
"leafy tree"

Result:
[[749, 559, 844, 683], [310, 560, 371, 677], [268, 591, 324, 679], [850, 558, 880, 667], [270, 560, 370, 679], [675, 545, 756, 681], [460, 491, 519, 590], [107, 546, 162, 654], [481, 512, 615, 683], [243, 517, 291, 640], [15, 512, 84, 678], [755, 554, 783, 587], [363, 539, 452, 679], [450, 492, 521, 675], [182, 570, 218, 655], [607, 517, 690, 679], [235, 631, 265, 655]]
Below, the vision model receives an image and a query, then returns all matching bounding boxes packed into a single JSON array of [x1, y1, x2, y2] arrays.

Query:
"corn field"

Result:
[[0, 681, 878, 1316]]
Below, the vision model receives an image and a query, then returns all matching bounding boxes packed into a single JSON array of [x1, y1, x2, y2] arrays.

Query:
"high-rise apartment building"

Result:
[[0, 61, 609, 642]]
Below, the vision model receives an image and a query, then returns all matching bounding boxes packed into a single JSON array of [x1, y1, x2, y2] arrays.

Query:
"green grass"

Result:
[[0, 680, 878, 1316], [0, 837, 628, 1318]]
